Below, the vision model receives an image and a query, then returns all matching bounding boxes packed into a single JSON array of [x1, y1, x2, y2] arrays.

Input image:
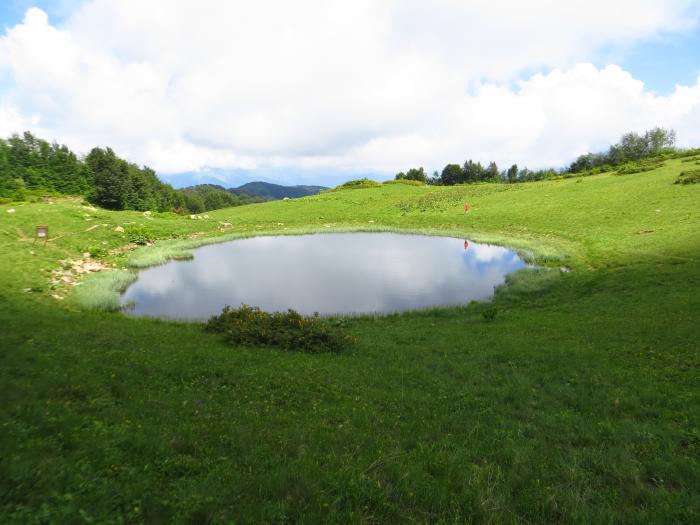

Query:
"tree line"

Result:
[[395, 127, 678, 186], [0, 132, 257, 212]]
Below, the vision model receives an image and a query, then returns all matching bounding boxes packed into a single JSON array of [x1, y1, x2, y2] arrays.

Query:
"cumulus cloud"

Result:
[[0, 1, 699, 183]]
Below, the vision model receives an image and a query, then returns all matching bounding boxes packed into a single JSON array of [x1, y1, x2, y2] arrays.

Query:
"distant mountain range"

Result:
[[183, 181, 327, 201], [229, 181, 327, 200]]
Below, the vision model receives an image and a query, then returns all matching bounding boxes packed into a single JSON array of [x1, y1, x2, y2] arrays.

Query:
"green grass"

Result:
[[71, 270, 137, 311], [1, 159, 699, 523]]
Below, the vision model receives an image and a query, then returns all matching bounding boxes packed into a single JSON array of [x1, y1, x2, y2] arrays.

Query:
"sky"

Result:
[[1, 1, 700, 188]]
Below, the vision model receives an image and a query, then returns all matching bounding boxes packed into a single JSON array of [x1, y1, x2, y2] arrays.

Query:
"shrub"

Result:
[[124, 224, 154, 245], [675, 170, 700, 185], [330, 178, 382, 192], [205, 305, 354, 353], [671, 148, 700, 159], [383, 179, 425, 186], [482, 307, 498, 322], [82, 244, 108, 258], [615, 160, 665, 175]]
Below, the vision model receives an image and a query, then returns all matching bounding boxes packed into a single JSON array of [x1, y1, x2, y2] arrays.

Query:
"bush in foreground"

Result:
[[205, 305, 353, 353]]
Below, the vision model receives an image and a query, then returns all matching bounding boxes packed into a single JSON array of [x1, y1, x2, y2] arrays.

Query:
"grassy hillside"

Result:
[[1, 157, 699, 523]]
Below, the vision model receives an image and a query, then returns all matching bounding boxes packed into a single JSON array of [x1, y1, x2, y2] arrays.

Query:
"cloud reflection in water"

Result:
[[121, 233, 527, 319]]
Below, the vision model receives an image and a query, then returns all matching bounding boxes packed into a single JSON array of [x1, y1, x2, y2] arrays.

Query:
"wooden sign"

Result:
[[35, 225, 48, 244]]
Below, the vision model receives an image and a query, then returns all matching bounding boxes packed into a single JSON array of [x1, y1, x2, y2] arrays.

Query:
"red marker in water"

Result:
[[464, 240, 469, 250]]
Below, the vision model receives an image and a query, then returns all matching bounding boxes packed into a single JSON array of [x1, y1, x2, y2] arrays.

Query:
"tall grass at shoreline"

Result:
[[71, 270, 136, 311]]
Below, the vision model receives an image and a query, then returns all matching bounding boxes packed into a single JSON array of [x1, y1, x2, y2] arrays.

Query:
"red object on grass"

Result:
[[464, 203, 471, 212]]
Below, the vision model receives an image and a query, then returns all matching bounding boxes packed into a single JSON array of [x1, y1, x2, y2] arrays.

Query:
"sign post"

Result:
[[35, 225, 49, 245]]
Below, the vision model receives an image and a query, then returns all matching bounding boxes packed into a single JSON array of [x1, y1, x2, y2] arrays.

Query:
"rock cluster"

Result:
[[50, 256, 110, 287]]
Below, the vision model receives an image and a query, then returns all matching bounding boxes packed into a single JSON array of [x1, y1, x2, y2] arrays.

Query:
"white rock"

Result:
[[83, 262, 103, 272], [6, 209, 15, 214], [52, 294, 64, 301], [114, 226, 125, 232]]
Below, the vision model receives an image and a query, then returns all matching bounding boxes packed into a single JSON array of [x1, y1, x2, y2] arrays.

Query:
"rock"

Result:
[[52, 294, 64, 301], [83, 252, 91, 258], [143, 211, 152, 216], [82, 262, 103, 272], [114, 226, 125, 232], [6, 208, 15, 214], [368, 220, 375, 223], [203, 214, 210, 219]]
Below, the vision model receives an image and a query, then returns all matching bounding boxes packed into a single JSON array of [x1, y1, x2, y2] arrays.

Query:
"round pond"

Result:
[[121, 233, 528, 319]]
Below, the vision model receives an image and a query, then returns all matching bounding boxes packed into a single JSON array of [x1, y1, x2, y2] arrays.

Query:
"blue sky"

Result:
[[1, 1, 699, 188], [614, 30, 700, 94], [0, 0, 76, 26]]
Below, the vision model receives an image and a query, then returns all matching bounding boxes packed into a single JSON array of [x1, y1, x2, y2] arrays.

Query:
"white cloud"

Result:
[[0, 1, 699, 183]]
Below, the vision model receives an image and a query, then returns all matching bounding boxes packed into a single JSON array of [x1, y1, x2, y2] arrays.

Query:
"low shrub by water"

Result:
[[205, 305, 354, 353], [125, 224, 155, 245]]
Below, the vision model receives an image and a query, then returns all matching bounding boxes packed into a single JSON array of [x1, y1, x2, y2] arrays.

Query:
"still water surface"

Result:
[[121, 233, 527, 319]]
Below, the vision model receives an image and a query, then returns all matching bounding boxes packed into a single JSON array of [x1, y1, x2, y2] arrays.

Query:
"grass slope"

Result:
[[1, 159, 699, 523]]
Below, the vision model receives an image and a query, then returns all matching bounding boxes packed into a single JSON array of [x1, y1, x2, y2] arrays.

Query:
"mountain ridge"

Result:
[[228, 181, 328, 200]]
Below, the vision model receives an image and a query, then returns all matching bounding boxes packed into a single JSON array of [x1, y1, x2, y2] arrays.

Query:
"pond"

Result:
[[121, 233, 528, 319]]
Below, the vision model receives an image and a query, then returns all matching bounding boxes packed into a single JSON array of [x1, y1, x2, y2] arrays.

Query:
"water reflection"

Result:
[[121, 233, 527, 319]]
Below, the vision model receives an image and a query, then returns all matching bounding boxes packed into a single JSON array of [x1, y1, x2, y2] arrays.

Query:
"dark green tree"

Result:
[[85, 147, 129, 209], [440, 164, 463, 185]]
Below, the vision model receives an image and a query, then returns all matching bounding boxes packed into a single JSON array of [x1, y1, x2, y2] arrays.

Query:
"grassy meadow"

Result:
[[1, 158, 699, 523]]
